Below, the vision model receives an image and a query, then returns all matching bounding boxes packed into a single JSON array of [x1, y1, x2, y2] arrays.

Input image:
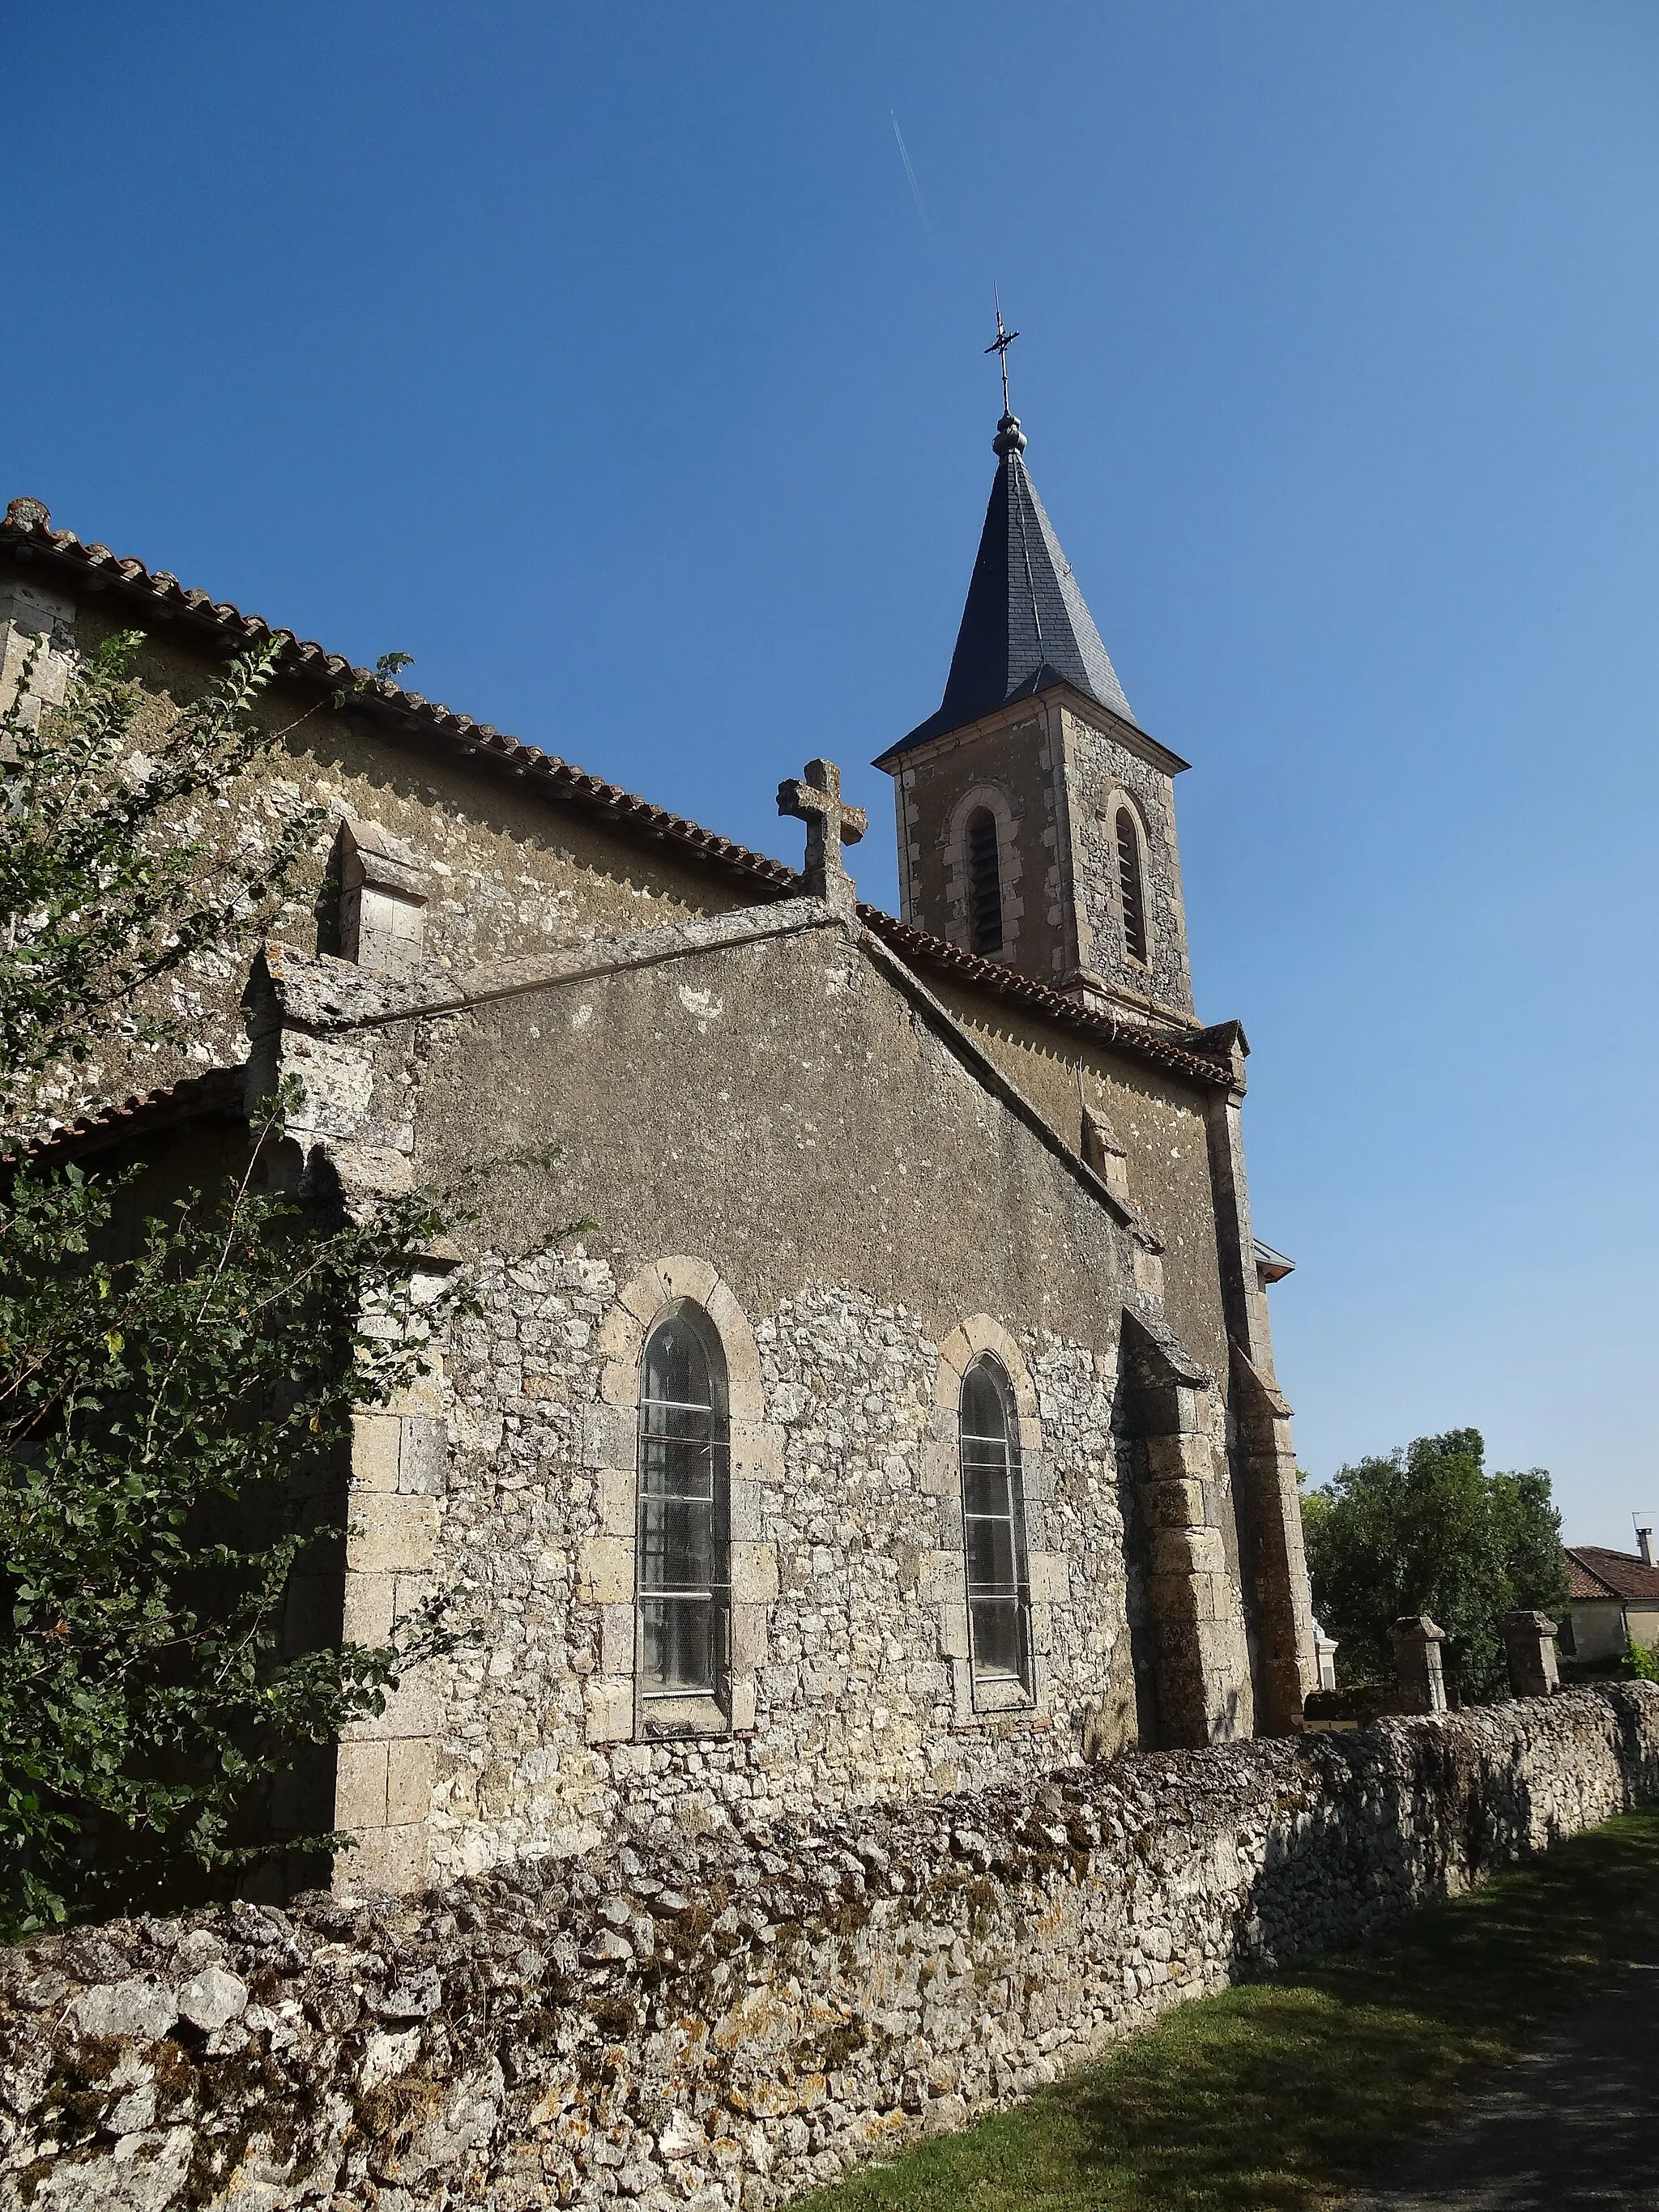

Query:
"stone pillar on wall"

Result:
[[245, 948, 447, 1897], [1502, 1610, 1561, 1699], [1228, 1343, 1318, 1736], [331, 1396, 447, 1894], [1391, 1616, 1448, 1715]]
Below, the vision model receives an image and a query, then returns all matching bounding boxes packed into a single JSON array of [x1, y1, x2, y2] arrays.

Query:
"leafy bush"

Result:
[[1, 1105, 469, 1930], [0, 629, 470, 1932]]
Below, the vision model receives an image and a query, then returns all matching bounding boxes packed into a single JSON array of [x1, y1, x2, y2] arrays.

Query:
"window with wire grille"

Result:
[[1115, 806, 1149, 965], [960, 1358, 1032, 1694], [637, 1306, 730, 1702], [965, 807, 1004, 956]]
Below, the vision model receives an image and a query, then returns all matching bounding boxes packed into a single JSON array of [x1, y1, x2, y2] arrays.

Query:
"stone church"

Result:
[[0, 399, 1316, 1897]]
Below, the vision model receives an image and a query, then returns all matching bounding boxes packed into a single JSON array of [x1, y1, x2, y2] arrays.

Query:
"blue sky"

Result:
[[6, 3, 1656, 1543]]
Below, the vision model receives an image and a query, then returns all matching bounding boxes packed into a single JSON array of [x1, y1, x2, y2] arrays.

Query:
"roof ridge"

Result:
[[0, 502, 799, 890], [860, 909, 1230, 1087], [1566, 1545, 1659, 1601]]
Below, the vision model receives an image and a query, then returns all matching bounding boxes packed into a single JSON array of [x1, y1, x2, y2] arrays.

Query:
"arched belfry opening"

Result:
[[1114, 805, 1149, 965], [965, 807, 1003, 955], [1113, 1313, 1253, 1749]]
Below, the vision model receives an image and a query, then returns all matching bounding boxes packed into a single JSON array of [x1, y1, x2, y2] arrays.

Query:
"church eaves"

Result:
[[876, 412, 1138, 765], [0, 498, 1230, 1093]]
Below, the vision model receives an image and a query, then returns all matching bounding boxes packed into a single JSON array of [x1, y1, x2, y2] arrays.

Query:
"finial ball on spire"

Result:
[[992, 412, 1027, 457]]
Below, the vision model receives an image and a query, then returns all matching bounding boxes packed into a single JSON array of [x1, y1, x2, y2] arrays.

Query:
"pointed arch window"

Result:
[[638, 1305, 730, 1705], [965, 807, 1004, 956], [1114, 805, 1149, 965], [960, 1357, 1032, 1694]]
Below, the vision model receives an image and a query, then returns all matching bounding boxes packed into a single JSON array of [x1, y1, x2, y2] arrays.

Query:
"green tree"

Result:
[[1303, 1429, 1570, 1702], [0, 632, 467, 1933], [0, 632, 310, 1127]]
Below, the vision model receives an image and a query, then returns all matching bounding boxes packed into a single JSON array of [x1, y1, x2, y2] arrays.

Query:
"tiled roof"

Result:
[[0, 498, 798, 897], [2, 1067, 247, 1166], [876, 419, 1140, 764], [1566, 1556, 1618, 1600], [863, 911, 1233, 1086], [1566, 1547, 1659, 1606], [1, 498, 1235, 1095]]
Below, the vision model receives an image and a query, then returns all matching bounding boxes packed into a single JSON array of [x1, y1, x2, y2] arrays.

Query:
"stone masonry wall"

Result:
[[249, 908, 1272, 1892], [7, 602, 749, 1132], [3, 1686, 1655, 2212], [428, 1249, 1137, 1886], [1058, 701, 1196, 1021]]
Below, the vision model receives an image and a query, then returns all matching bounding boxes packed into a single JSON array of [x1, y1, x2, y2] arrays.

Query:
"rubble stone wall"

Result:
[[429, 1249, 1140, 1886], [3, 1686, 1655, 2212]]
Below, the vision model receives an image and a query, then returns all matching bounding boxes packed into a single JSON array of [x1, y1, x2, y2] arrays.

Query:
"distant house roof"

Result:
[[1565, 1547, 1659, 1605]]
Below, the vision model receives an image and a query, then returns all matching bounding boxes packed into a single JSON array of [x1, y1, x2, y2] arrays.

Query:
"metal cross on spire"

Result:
[[985, 293, 1020, 416]]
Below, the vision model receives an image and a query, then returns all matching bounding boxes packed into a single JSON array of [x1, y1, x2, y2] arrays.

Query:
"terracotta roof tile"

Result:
[[1566, 1547, 1659, 1606], [862, 910, 1234, 1086], [1566, 1555, 1618, 1601], [2, 1067, 247, 1166]]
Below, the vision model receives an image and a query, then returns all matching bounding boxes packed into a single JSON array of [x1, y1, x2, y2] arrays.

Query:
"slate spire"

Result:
[[883, 411, 1137, 760]]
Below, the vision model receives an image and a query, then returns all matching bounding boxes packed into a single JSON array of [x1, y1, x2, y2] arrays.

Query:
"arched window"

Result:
[[965, 807, 1004, 956], [1114, 806, 1149, 965], [638, 1305, 730, 1706], [960, 1357, 1032, 1693]]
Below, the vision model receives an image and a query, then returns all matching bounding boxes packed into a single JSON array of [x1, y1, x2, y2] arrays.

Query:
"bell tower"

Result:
[[874, 400, 1197, 1029]]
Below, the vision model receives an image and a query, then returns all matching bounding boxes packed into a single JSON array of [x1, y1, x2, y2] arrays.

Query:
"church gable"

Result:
[[249, 897, 1264, 1888], [265, 895, 1142, 1337], [1, 498, 1242, 1144]]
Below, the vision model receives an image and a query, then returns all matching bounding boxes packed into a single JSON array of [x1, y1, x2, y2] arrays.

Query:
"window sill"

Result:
[[969, 1673, 1037, 1717], [638, 1691, 729, 1739]]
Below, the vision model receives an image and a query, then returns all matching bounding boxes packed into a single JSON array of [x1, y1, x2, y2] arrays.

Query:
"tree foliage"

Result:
[[0, 630, 317, 1127], [1303, 1428, 1570, 1701], [0, 1115, 465, 1930], [0, 632, 468, 1933]]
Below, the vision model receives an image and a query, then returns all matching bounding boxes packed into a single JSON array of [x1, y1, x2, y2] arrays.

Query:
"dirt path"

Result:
[[1346, 1961, 1659, 2210]]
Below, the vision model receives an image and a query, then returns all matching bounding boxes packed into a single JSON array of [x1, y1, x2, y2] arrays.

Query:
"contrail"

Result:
[[890, 113, 936, 258]]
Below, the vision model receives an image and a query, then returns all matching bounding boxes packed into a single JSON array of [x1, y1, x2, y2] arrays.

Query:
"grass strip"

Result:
[[794, 1803, 1659, 2211]]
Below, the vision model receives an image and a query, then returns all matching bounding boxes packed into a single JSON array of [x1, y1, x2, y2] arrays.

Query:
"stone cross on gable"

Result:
[[777, 757, 867, 914]]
